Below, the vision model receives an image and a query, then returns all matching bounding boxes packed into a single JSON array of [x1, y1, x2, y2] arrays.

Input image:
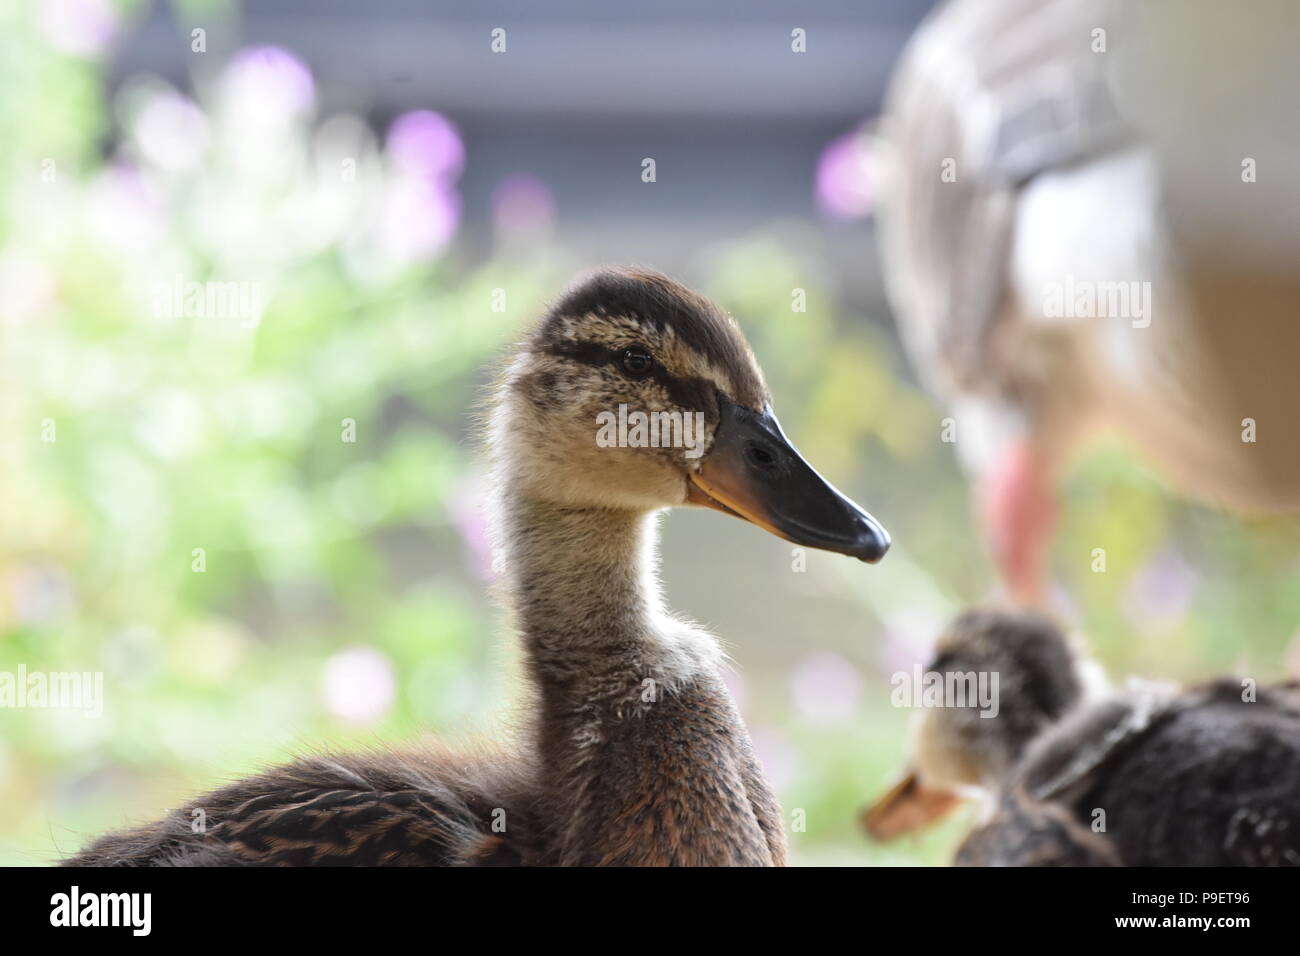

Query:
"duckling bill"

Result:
[[65, 267, 888, 866], [862, 609, 1300, 866], [688, 398, 889, 562]]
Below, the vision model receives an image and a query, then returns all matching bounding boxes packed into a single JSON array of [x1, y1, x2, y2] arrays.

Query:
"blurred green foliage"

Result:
[[2, 2, 1297, 867]]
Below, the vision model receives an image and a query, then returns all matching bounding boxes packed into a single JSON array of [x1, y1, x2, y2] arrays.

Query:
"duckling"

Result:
[[878, 0, 1300, 603], [862, 609, 1300, 866], [65, 266, 889, 867]]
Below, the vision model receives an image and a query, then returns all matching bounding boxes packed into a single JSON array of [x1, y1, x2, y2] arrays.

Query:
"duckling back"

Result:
[[961, 679, 1300, 866]]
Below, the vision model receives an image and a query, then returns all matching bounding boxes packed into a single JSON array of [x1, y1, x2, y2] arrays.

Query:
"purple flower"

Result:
[[387, 111, 465, 182], [491, 173, 555, 233], [815, 130, 875, 221]]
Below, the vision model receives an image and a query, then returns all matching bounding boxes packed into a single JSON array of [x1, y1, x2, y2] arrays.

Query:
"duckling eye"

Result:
[[620, 347, 655, 379]]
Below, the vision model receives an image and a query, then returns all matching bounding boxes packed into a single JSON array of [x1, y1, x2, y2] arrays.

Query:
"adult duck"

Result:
[[878, 0, 1300, 603]]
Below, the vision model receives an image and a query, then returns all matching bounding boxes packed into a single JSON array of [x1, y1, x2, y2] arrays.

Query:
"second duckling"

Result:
[[863, 609, 1300, 866]]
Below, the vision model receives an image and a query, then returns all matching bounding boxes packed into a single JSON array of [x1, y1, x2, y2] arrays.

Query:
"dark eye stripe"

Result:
[[541, 339, 619, 367], [540, 341, 719, 414]]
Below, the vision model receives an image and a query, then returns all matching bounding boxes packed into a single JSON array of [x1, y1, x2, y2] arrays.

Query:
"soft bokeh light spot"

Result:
[[134, 388, 204, 462], [792, 651, 862, 722], [322, 646, 397, 725], [1125, 548, 1197, 630], [10, 562, 75, 626], [132, 88, 210, 173], [491, 172, 555, 233], [38, 0, 117, 58], [102, 626, 164, 689], [380, 177, 460, 262], [815, 130, 876, 220], [0, 251, 56, 325], [85, 163, 165, 252], [222, 46, 316, 123], [387, 110, 465, 182]]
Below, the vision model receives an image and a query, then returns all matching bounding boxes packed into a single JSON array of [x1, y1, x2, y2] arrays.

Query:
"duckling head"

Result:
[[862, 608, 1086, 840], [489, 266, 890, 562]]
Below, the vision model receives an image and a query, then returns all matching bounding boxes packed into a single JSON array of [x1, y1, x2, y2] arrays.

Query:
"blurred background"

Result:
[[3, 0, 1298, 866]]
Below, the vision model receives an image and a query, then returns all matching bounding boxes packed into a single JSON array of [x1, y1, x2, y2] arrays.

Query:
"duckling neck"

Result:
[[501, 496, 720, 689], [499, 495, 784, 865]]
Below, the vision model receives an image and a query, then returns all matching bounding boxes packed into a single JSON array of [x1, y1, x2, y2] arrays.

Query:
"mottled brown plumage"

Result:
[[66, 750, 543, 866], [65, 266, 886, 867]]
